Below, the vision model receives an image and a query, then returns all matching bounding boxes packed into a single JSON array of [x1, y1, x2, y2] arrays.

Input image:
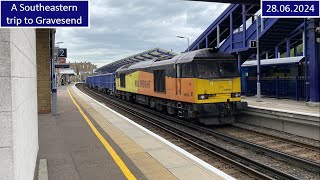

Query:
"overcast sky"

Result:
[[56, 0, 229, 67]]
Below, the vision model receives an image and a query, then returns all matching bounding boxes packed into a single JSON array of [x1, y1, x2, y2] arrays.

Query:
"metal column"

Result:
[[275, 46, 279, 58], [286, 39, 291, 57], [217, 25, 220, 48], [242, 5, 247, 48], [303, 19, 309, 101], [237, 53, 242, 72], [256, 16, 262, 102], [205, 37, 209, 48], [307, 19, 320, 103], [230, 13, 233, 50]]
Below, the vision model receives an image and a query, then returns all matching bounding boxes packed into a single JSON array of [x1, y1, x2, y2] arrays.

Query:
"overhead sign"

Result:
[[0, 1, 89, 27], [249, 40, 257, 48], [55, 64, 70, 68], [58, 48, 67, 58], [261, 0, 320, 18]]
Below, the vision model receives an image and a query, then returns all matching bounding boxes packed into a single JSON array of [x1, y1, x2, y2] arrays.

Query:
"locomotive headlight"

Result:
[[198, 94, 215, 100], [231, 92, 241, 98]]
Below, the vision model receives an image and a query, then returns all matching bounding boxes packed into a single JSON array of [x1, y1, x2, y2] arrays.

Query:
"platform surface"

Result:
[[38, 86, 147, 180], [242, 96, 320, 117], [38, 84, 234, 180]]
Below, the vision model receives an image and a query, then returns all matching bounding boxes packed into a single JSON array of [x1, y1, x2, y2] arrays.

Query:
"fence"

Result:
[[243, 76, 308, 100]]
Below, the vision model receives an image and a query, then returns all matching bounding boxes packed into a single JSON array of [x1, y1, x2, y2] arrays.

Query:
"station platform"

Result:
[[37, 84, 234, 180], [242, 96, 320, 117], [239, 96, 320, 140]]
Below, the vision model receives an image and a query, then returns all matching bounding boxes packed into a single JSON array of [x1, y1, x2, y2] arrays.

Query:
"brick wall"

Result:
[[36, 29, 51, 113]]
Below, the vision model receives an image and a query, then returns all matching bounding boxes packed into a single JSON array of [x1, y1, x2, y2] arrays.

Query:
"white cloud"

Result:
[[56, 0, 228, 67]]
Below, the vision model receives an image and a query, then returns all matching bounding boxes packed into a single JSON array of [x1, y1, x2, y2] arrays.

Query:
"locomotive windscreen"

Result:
[[196, 60, 239, 79]]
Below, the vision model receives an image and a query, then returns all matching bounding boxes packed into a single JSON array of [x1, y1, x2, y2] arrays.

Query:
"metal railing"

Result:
[[243, 76, 308, 100]]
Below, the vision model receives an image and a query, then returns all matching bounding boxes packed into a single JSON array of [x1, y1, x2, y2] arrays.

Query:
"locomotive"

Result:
[[87, 48, 247, 125]]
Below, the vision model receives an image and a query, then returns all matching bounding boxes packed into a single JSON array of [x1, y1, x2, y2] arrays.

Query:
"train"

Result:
[[86, 48, 247, 125]]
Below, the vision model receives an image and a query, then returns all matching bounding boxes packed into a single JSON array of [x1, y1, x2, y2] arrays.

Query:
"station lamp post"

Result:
[[243, 13, 262, 102], [177, 36, 190, 52]]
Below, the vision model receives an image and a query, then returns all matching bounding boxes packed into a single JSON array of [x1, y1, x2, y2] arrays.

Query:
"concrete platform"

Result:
[[242, 96, 319, 117], [239, 97, 320, 140], [38, 84, 234, 180]]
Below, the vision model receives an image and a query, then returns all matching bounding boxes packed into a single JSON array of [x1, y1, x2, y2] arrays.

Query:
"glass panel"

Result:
[[197, 62, 219, 78], [196, 60, 239, 78], [218, 61, 238, 77], [181, 63, 193, 78]]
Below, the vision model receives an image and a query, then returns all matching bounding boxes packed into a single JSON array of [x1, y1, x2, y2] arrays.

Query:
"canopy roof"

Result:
[[96, 48, 177, 73], [59, 68, 76, 75], [241, 56, 304, 67]]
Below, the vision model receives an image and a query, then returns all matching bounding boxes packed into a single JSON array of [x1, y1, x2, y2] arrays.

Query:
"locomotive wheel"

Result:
[[126, 94, 131, 101], [156, 103, 164, 112], [149, 99, 156, 109], [167, 106, 176, 115]]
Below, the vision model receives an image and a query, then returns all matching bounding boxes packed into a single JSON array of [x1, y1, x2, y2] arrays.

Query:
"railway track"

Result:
[[215, 127, 320, 164], [77, 83, 320, 179]]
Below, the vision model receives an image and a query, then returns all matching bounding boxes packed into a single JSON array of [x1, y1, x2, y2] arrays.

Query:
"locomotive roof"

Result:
[[116, 48, 235, 72]]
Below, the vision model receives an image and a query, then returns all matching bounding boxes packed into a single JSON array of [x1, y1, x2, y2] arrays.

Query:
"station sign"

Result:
[[58, 48, 67, 58], [55, 64, 70, 68], [0, 0, 89, 27], [261, 0, 320, 18], [249, 40, 257, 48]]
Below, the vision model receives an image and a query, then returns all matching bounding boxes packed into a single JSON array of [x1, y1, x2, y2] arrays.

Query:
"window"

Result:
[[181, 63, 193, 78], [196, 60, 239, 78], [120, 73, 126, 87], [218, 61, 238, 77], [197, 62, 219, 78], [154, 70, 166, 92]]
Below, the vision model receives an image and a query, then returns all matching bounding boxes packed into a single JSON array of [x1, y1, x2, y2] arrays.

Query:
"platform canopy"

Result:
[[187, 0, 260, 5], [96, 48, 178, 73], [59, 68, 76, 75], [241, 56, 305, 67]]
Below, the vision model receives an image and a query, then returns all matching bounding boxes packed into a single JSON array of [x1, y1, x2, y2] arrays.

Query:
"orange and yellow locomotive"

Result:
[[115, 48, 247, 125]]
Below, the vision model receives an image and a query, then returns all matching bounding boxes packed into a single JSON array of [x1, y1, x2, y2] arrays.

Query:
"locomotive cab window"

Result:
[[196, 60, 239, 78], [218, 61, 239, 77], [120, 73, 126, 87], [181, 63, 193, 78], [154, 70, 166, 92]]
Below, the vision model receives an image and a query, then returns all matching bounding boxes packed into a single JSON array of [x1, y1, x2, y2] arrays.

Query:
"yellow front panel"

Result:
[[116, 71, 139, 93], [194, 77, 241, 103]]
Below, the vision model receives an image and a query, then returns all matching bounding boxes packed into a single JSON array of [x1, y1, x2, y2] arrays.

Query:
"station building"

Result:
[[0, 28, 55, 179]]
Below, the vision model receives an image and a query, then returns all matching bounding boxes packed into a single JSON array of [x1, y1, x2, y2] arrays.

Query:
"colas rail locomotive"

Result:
[[86, 48, 248, 125]]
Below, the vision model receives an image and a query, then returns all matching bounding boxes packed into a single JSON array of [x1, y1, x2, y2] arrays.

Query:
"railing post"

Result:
[[276, 77, 279, 99], [296, 76, 299, 100], [245, 76, 249, 95]]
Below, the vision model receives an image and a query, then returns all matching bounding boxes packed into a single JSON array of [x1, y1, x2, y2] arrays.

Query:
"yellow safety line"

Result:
[[67, 87, 136, 180]]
